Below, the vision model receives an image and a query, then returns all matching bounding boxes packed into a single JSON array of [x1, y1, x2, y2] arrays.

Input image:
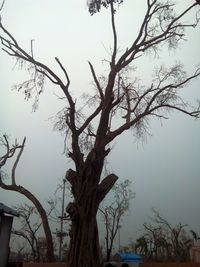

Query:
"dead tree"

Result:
[[136, 209, 194, 261], [0, 135, 55, 262], [12, 204, 42, 262], [151, 209, 190, 261], [1, 1, 200, 266], [99, 180, 134, 261]]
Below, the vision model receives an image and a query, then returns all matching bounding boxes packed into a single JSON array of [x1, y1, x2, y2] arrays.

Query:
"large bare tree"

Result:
[[0, 1, 200, 266]]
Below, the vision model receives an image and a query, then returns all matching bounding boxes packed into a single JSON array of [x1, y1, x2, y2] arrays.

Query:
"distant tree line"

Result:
[[135, 209, 200, 262]]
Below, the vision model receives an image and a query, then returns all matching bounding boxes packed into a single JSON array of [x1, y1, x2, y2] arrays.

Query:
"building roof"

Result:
[[0, 203, 19, 217]]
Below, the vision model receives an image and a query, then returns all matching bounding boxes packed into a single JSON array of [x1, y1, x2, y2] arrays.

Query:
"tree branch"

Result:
[[110, 1, 117, 68], [11, 137, 26, 185], [0, 135, 24, 168], [0, 21, 73, 99], [0, 0, 5, 12], [106, 65, 200, 144], [88, 61, 104, 100], [116, 1, 198, 71], [55, 57, 70, 87], [97, 173, 118, 204]]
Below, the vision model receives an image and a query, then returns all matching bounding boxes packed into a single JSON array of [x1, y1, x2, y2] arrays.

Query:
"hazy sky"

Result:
[[0, 0, 200, 249]]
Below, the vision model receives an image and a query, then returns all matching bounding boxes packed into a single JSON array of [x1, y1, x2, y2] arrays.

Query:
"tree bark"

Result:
[[106, 248, 112, 262], [66, 164, 118, 267], [67, 200, 101, 267]]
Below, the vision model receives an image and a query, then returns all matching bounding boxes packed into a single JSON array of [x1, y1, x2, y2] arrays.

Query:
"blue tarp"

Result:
[[115, 252, 143, 263]]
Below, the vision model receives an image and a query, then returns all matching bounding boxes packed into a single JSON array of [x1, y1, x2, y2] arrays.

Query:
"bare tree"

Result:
[[0, 135, 55, 262], [99, 179, 134, 261], [136, 209, 194, 262], [11, 201, 58, 262], [0, 1, 200, 266], [142, 221, 172, 261], [150, 209, 191, 261], [12, 204, 41, 262]]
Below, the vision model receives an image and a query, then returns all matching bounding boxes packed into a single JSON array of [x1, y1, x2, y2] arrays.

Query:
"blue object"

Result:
[[115, 252, 143, 263]]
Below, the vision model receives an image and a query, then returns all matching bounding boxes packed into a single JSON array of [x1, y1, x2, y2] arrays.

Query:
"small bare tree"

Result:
[[0, 135, 55, 262], [100, 179, 134, 261], [11, 201, 58, 262], [136, 209, 194, 261], [150, 209, 191, 261], [12, 204, 42, 262], [1, 1, 200, 266]]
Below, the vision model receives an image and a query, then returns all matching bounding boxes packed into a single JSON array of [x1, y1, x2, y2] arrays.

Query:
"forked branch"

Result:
[[116, 1, 199, 71], [106, 64, 200, 144], [0, 135, 25, 171], [0, 20, 74, 107]]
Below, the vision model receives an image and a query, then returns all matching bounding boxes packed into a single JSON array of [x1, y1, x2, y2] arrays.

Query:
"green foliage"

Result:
[[88, 0, 124, 15]]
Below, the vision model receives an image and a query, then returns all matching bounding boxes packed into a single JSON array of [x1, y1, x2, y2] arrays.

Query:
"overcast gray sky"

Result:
[[0, 0, 200, 248]]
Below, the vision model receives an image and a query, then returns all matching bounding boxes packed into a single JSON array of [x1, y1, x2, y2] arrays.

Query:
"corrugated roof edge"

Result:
[[0, 203, 19, 217]]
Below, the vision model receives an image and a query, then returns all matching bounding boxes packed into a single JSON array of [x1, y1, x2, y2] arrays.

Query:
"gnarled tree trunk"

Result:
[[66, 159, 118, 267], [67, 198, 100, 267]]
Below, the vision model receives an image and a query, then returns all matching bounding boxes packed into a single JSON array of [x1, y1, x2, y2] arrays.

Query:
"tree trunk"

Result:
[[67, 202, 101, 267], [66, 166, 118, 267], [106, 248, 112, 262], [18, 186, 56, 262]]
